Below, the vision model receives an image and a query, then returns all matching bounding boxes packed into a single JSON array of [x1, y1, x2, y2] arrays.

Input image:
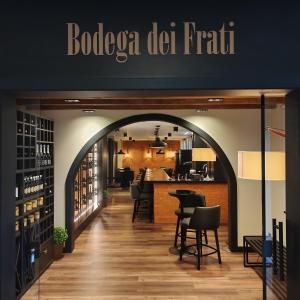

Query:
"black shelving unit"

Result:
[[16, 110, 54, 299]]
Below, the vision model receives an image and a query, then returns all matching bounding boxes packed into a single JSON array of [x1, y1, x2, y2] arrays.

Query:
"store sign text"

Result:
[[66, 21, 235, 63]]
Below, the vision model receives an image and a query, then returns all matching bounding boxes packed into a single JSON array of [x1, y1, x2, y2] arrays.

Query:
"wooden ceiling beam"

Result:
[[23, 104, 269, 110]]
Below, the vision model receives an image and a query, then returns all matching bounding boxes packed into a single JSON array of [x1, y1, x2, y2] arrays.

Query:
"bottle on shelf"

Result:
[[36, 144, 40, 167], [39, 175, 43, 191], [40, 144, 44, 166], [42, 145, 46, 166], [46, 145, 51, 166]]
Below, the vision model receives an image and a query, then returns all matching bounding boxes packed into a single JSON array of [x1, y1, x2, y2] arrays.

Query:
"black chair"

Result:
[[174, 193, 207, 247], [130, 183, 153, 222], [180, 205, 221, 270]]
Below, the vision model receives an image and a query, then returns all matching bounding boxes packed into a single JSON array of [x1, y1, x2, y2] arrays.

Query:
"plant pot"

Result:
[[53, 244, 64, 260], [103, 197, 108, 207]]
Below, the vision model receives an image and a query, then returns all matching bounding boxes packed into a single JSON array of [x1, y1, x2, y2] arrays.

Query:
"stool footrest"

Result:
[[183, 243, 218, 257]]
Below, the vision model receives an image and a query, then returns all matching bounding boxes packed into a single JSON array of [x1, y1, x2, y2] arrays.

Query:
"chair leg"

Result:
[[204, 230, 208, 244], [214, 229, 222, 264], [196, 230, 201, 270], [174, 216, 180, 247], [132, 200, 138, 223], [149, 200, 154, 223], [200, 230, 203, 257], [180, 225, 186, 261]]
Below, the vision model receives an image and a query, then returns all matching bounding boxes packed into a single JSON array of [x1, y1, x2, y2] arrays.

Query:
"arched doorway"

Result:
[[65, 114, 237, 252]]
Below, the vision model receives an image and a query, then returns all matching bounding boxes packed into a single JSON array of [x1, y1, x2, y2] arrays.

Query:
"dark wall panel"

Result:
[[0, 94, 16, 300], [0, 3, 300, 89], [286, 90, 300, 300]]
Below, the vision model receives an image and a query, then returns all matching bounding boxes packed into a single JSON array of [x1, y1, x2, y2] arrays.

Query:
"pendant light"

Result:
[[149, 125, 167, 148], [117, 139, 125, 155], [149, 137, 167, 148]]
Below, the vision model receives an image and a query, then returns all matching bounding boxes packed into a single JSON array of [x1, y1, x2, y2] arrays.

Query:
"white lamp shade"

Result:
[[238, 151, 285, 180], [192, 148, 216, 162]]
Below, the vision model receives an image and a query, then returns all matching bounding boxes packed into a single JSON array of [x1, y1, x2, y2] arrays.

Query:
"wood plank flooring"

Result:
[[22, 189, 279, 300]]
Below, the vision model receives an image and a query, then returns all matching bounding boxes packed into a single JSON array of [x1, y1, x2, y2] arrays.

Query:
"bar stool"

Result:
[[130, 183, 153, 222], [180, 205, 221, 270], [174, 193, 207, 247]]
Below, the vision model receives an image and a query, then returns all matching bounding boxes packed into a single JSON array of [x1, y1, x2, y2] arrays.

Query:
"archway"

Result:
[[65, 114, 237, 252]]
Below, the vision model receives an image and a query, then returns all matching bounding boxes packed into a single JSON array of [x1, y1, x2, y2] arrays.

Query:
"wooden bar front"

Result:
[[153, 182, 228, 224]]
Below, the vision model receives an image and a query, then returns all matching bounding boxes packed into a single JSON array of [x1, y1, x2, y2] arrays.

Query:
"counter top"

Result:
[[144, 169, 226, 183]]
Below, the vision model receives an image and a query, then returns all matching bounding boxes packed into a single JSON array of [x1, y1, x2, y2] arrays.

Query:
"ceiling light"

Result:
[[208, 98, 224, 102], [65, 99, 80, 103], [149, 137, 167, 148], [117, 149, 125, 155], [156, 149, 165, 155], [82, 109, 95, 113], [196, 108, 208, 112]]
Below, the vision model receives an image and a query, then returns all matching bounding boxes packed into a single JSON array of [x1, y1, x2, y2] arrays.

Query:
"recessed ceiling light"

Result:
[[208, 98, 224, 102], [82, 109, 95, 113], [196, 108, 208, 112], [65, 99, 80, 103]]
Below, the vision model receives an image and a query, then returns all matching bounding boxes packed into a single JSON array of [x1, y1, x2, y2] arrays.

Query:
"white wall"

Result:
[[265, 105, 286, 245], [42, 109, 262, 246]]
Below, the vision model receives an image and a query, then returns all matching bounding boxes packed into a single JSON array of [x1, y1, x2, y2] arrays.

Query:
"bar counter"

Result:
[[145, 169, 228, 224]]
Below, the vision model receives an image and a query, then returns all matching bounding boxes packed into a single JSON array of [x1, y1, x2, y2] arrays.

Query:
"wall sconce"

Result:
[[125, 145, 130, 157], [146, 149, 152, 158]]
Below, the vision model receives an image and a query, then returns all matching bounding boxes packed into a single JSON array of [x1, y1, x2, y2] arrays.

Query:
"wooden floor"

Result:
[[23, 189, 279, 300]]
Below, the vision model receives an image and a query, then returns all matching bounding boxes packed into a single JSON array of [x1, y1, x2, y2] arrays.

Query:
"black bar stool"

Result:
[[173, 193, 207, 247], [130, 183, 153, 223], [180, 205, 222, 270]]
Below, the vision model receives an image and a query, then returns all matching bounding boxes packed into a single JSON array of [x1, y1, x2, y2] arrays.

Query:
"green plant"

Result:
[[53, 227, 68, 245], [103, 189, 111, 199]]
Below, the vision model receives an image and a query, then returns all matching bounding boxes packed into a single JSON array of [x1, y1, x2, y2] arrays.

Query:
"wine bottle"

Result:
[[36, 144, 40, 167], [24, 176, 28, 195], [47, 145, 51, 165], [43, 144, 47, 166], [40, 144, 44, 166], [40, 174, 43, 191]]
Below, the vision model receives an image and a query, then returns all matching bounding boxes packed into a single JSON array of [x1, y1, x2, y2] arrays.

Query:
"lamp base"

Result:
[[203, 174, 214, 181]]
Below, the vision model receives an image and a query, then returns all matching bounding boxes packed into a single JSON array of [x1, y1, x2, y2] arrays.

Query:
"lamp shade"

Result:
[[192, 148, 216, 162], [238, 151, 285, 180]]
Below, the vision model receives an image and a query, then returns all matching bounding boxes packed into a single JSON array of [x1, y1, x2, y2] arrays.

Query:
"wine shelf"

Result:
[[15, 110, 54, 299], [74, 142, 100, 230]]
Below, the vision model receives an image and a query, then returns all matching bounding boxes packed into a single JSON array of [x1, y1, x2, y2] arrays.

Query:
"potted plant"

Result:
[[103, 189, 111, 207], [53, 227, 68, 260]]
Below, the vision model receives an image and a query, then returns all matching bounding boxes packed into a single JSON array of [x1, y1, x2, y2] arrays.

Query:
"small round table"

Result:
[[168, 189, 196, 254]]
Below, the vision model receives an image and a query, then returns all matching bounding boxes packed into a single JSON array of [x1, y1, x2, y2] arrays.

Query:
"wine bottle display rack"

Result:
[[16, 111, 54, 298], [74, 142, 100, 229]]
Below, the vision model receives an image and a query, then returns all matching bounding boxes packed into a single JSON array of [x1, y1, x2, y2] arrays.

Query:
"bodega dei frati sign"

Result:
[[66, 21, 235, 63]]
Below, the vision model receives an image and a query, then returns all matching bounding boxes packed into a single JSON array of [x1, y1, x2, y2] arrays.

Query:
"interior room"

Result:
[[12, 89, 286, 300]]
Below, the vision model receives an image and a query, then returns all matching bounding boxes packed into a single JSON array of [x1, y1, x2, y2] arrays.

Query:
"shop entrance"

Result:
[[64, 113, 237, 253]]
